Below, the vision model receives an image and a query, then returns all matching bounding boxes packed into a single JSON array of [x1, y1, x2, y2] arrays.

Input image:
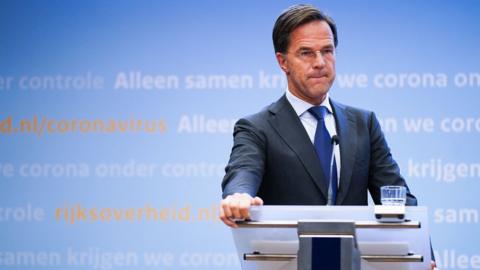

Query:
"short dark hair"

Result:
[[272, 4, 338, 54]]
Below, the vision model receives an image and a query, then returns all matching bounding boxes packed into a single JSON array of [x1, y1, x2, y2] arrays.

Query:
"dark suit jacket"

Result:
[[222, 95, 417, 206]]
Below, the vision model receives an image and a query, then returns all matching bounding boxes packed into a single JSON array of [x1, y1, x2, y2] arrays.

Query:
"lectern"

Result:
[[231, 206, 431, 270]]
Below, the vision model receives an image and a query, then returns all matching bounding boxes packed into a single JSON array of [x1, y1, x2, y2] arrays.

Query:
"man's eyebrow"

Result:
[[322, 44, 335, 50], [297, 46, 314, 51], [296, 44, 335, 51]]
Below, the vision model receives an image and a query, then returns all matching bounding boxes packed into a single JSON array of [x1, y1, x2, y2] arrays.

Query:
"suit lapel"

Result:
[[331, 100, 357, 205], [267, 95, 329, 199]]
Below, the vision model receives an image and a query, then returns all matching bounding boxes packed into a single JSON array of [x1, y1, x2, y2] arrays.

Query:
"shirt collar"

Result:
[[285, 88, 333, 117]]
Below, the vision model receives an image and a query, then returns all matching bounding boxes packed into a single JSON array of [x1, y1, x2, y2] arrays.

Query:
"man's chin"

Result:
[[309, 86, 330, 97], [309, 77, 329, 84], [308, 79, 332, 90]]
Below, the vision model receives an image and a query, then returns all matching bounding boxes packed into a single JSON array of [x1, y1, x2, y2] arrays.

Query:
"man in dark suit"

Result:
[[220, 6, 436, 268], [220, 4, 416, 225]]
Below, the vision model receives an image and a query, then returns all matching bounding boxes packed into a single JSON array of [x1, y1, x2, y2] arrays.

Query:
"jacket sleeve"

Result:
[[366, 112, 417, 206], [221, 117, 266, 198]]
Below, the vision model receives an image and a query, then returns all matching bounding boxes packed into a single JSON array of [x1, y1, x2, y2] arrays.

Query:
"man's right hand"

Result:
[[219, 193, 264, 227]]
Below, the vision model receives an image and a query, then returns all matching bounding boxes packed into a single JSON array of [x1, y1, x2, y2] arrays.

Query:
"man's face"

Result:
[[276, 20, 336, 105]]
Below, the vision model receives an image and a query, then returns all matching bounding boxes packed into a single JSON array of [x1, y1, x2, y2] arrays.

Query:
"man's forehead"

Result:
[[290, 36, 335, 50]]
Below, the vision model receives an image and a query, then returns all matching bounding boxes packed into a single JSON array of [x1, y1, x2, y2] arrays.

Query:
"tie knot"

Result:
[[308, 106, 328, 120]]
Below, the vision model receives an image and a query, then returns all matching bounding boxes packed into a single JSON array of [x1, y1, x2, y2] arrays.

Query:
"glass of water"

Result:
[[381, 186, 406, 205]]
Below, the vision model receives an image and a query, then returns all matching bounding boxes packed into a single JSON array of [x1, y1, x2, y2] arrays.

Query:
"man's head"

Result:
[[273, 4, 338, 54], [273, 5, 338, 105]]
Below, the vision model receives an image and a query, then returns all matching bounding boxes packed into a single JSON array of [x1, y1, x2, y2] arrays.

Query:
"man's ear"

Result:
[[275, 52, 289, 74]]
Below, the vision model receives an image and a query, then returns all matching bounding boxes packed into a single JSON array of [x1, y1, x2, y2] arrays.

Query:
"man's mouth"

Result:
[[309, 73, 328, 79], [309, 74, 328, 80]]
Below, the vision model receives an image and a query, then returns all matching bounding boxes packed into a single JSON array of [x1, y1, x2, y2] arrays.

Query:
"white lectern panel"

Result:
[[232, 206, 431, 270]]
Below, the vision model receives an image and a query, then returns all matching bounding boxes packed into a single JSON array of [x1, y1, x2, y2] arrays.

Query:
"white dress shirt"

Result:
[[285, 89, 341, 182]]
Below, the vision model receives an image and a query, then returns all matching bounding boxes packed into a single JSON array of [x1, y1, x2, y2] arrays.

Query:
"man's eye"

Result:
[[300, 51, 314, 57], [323, 49, 334, 54]]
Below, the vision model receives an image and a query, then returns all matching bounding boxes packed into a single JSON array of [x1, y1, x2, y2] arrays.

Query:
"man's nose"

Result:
[[312, 51, 326, 68]]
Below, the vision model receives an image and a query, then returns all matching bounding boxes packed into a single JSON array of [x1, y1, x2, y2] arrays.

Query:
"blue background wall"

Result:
[[1, 1, 480, 269]]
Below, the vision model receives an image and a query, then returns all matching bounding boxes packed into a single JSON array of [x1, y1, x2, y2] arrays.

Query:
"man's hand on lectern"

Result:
[[220, 193, 264, 227]]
